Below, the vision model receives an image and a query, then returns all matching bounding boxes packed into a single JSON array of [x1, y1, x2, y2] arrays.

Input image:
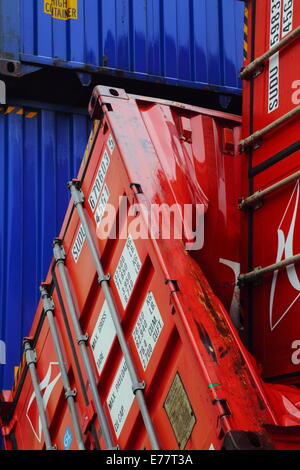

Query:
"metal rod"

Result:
[[40, 285, 85, 451], [239, 171, 300, 210], [69, 181, 160, 450], [240, 105, 300, 152], [240, 25, 300, 79], [23, 339, 55, 450], [239, 253, 300, 285], [53, 240, 115, 450]]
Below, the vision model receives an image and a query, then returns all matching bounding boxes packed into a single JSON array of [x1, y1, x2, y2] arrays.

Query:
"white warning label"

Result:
[[107, 358, 135, 438], [90, 301, 116, 376], [94, 184, 110, 226], [133, 292, 164, 370], [72, 224, 86, 263], [114, 235, 142, 309], [88, 150, 110, 213]]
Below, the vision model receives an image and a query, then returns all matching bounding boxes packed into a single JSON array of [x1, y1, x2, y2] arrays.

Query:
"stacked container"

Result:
[[0, 0, 244, 94], [239, 0, 300, 383], [0, 0, 245, 392]]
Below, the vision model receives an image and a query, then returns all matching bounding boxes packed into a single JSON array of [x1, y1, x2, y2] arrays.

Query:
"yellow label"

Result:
[[44, 0, 78, 20]]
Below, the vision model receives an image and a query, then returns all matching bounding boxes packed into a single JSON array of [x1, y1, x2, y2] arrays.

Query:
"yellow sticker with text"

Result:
[[44, 0, 78, 20]]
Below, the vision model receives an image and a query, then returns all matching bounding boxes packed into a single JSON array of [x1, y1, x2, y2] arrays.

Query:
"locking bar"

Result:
[[23, 339, 56, 450], [69, 180, 160, 450], [240, 106, 300, 152], [240, 26, 300, 79], [238, 253, 300, 286], [40, 285, 85, 450], [239, 171, 300, 210], [53, 240, 115, 450]]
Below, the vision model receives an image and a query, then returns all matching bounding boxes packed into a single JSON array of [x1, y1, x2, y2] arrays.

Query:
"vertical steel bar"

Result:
[[53, 240, 115, 450], [23, 339, 55, 450], [69, 181, 160, 450], [40, 285, 85, 450]]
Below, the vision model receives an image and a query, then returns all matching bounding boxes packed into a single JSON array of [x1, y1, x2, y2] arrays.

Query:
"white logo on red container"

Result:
[[26, 362, 61, 443], [269, 180, 300, 330]]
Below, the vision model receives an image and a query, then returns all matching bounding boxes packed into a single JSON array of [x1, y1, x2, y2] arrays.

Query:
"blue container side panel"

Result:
[[0, 108, 90, 389], [13, 0, 244, 93], [84, 0, 102, 66], [0, 0, 20, 60], [221, 0, 244, 89], [132, 0, 147, 75]]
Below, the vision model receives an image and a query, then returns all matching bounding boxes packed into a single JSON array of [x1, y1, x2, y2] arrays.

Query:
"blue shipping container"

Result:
[[0, 102, 90, 389], [0, 0, 244, 94]]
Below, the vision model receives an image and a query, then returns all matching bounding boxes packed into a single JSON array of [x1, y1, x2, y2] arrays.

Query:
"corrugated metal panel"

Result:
[[0, 0, 244, 94], [0, 104, 90, 389], [0, 90, 278, 450]]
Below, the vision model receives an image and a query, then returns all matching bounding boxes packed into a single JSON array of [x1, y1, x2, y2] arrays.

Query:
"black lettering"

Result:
[[78, 232, 84, 245], [269, 77, 279, 95], [269, 99, 278, 112], [45, 2, 51, 13], [72, 247, 78, 261]]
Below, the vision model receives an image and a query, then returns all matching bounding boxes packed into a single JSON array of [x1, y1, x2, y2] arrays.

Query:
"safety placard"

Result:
[[107, 358, 135, 438], [44, 0, 78, 20], [133, 292, 164, 370], [90, 301, 116, 376], [114, 235, 142, 309]]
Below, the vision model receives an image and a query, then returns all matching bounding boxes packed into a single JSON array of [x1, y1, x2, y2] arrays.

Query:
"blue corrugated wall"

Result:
[[0, 0, 244, 94], [0, 104, 90, 389]]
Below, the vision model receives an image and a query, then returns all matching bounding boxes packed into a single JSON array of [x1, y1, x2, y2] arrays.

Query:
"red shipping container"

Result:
[[240, 0, 300, 381], [2, 87, 300, 450]]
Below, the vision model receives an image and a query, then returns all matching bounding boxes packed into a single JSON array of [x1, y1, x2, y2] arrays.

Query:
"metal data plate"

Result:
[[164, 373, 196, 450]]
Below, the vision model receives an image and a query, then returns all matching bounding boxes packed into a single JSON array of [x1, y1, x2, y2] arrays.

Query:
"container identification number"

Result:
[[88, 150, 110, 212], [94, 184, 110, 226], [107, 135, 115, 155], [282, 0, 294, 37], [268, 0, 282, 113], [72, 224, 86, 263], [133, 292, 164, 370], [270, 0, 282, 47]]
